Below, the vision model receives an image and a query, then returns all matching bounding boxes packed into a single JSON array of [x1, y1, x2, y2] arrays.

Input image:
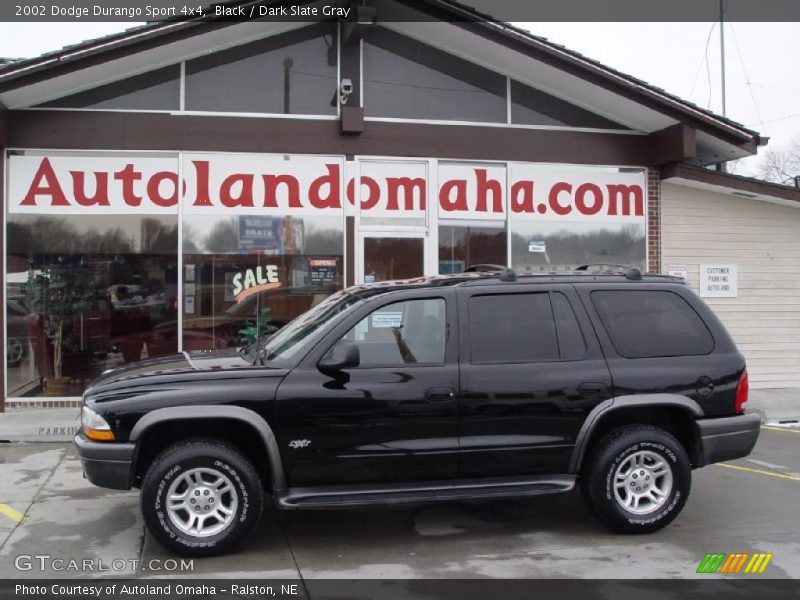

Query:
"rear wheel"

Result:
[[582, 424, 691, 533], [141, 439, 263, 556]]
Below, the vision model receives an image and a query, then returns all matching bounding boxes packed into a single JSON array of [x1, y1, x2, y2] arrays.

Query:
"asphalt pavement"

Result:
[[0, 427, 797, 580]]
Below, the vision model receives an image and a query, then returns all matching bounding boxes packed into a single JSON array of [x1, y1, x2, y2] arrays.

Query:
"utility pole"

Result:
[[720, 0, 727, 118], [719, 0, 728, 172]]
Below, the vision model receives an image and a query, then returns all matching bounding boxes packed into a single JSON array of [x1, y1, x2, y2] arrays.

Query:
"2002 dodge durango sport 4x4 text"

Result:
[[74, 268, 761, 556]]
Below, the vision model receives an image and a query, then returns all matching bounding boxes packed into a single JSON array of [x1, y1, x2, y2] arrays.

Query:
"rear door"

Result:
[[457, 284, 612, 478], [578, 284, 737, 415]]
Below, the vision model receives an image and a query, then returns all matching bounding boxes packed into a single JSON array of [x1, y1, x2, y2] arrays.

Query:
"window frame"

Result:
[[589, 288, 716, 360], [335, 296, 448, 369], [304, 289, 457, 371], [462, 288, 587, 366], [361, 26, 508, 124]]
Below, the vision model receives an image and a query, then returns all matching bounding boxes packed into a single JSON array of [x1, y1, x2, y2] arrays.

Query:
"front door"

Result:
[[274, 289, 460, 487], [358, 232, 427, 284]]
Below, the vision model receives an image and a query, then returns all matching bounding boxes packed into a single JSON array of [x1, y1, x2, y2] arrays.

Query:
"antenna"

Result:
[[719, 0, 728, 173]]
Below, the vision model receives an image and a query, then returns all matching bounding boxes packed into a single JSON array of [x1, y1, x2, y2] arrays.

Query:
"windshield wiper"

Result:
[[241, 332, 276, 365]]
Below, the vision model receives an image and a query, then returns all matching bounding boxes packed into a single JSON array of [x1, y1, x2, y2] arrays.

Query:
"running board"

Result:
[[277, 475, 575, 509]]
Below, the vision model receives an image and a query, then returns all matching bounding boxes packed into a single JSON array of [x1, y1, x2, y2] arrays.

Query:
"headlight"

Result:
[[81, 406, 115, 442]]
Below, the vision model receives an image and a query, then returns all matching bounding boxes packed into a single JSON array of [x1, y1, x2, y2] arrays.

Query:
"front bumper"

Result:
[[74, 434, 136, 490], [696, 413, 761, 467]]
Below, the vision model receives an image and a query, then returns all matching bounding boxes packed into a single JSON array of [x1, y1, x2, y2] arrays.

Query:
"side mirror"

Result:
[[318, 340, 360, 372]]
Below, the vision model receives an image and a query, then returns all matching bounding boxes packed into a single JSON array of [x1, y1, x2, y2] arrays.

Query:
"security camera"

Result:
[[340, 78, 354, 105]]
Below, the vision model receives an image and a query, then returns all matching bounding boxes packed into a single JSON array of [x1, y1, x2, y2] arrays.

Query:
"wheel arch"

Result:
[[129, 405, 286, 490], [569, 394, 703, 474]]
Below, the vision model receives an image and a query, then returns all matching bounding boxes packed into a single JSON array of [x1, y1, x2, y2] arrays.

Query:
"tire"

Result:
[[7, 337, 26, 367], [581, 424, 691, 534], [140, 439, 264, 557]]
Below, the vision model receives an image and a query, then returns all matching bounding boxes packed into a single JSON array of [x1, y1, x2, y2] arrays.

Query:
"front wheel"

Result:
[[7, 337, 26, 367], [141, 439, 264, 556], [582, 424, 691, 534]]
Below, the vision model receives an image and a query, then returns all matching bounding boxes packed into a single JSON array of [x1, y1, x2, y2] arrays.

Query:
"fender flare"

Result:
[[568, 394, 704, 474], [129, 405, 286, 490]]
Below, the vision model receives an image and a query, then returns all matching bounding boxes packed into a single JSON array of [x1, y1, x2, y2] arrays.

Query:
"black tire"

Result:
[[140, 439, 264, 557], [581, 424, 691, 534], [7, 337, 27, 367]]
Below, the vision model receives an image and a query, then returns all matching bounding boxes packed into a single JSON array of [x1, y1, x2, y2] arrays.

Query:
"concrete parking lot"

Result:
[[0, 427, 797, 580]]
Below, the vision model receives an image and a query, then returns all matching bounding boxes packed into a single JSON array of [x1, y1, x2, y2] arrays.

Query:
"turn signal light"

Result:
[[83, 426, 116, 442], [81, 406, 115, 442], [734, 369, 749, 414]]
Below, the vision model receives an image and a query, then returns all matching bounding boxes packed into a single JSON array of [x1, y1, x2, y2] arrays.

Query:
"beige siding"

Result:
[[661, 183, 800, 389]]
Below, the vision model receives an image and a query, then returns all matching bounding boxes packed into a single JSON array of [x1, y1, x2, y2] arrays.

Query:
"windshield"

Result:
[[244, 290, 362, 367]]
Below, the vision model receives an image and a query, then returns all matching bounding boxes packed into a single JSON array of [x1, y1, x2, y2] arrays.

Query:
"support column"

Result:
[[647, 168, 662, 274], [0, 103, 7, 412]]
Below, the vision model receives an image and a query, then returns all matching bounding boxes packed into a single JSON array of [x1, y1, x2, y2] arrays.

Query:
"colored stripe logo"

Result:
[[697, 552, 773, 574]]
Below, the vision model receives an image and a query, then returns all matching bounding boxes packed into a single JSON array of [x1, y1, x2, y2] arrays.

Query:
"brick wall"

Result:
[[647, 168, 661, 273]]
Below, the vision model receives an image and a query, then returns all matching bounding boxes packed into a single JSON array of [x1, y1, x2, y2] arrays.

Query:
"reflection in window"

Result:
[[438, 224, 506, 274], [469, 293, 559, 363], [509, 80, 628, 129], [510, 221, 645, 273], [592, 291, 714, 358], [6, 215, 178, 397], [181, 215, 344, 351], [363, 28, 506, 122], [343, 298, 446, 366], [185, 24, 337, 115], [37, 65, 181, 110]]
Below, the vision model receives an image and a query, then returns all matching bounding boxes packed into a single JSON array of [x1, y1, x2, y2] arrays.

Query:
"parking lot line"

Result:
[[714, 462, 800, 483], [761, 425, 800, 434], [0, 503, 27, 524]]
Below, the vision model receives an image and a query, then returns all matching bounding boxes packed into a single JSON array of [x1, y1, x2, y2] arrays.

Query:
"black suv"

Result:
[[75, 269, 760, 556]]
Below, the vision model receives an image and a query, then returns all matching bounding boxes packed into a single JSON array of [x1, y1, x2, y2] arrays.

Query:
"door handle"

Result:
[[426, 387, 456, 402], [578, 382, 606, 397]]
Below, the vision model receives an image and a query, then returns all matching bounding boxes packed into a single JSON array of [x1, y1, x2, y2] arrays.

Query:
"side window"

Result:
[[342, 298, 446, 366], [591, 290, 714, 359], [469, 293, 559, 363], [552, 292, 587, 360]]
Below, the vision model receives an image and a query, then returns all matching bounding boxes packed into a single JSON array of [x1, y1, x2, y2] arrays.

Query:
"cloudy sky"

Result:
[[0, 21, 798, 176]]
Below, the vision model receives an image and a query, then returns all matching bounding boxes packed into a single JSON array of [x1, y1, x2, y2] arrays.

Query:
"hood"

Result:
[[85, 348, 266, 394]]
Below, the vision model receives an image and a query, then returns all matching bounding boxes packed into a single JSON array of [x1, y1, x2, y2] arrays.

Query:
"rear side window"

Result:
[[591, 290, 714, 358], [469, 293, 559, 363]]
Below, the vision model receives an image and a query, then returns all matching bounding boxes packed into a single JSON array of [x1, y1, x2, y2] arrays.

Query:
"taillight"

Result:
[[735, 369, 749, 414]]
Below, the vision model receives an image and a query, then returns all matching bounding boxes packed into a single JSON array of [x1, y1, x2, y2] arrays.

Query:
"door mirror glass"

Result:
[[319, 339, 360, 371]]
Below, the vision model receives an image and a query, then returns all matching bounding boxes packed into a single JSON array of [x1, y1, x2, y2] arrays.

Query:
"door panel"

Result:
[[275, 291, 459, 487], [363, 236, 424, 283], [457, 285, 612, 478]]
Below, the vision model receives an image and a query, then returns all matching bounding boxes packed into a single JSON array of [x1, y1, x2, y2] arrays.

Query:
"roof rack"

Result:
[[499, 268, 517, 282], [575, 264, 642, 281]]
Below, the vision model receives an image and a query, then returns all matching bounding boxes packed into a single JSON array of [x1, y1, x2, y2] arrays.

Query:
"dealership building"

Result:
[[1, 2, 799, 408]]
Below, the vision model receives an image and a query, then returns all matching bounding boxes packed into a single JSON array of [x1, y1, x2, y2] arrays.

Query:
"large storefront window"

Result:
[[181, 215, 344, 351], [6, 214, 178, 397], [438, 223, 507, 273], [4, 151, 646, 400], [510, 221, 646, 272]]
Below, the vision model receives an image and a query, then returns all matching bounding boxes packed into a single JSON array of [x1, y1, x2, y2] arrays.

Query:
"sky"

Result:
[[0, 21, 798, 176]]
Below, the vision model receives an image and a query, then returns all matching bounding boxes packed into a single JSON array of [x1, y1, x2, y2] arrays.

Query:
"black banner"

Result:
[[1, 579, 799, 600], [3, 0, 800, 23]]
